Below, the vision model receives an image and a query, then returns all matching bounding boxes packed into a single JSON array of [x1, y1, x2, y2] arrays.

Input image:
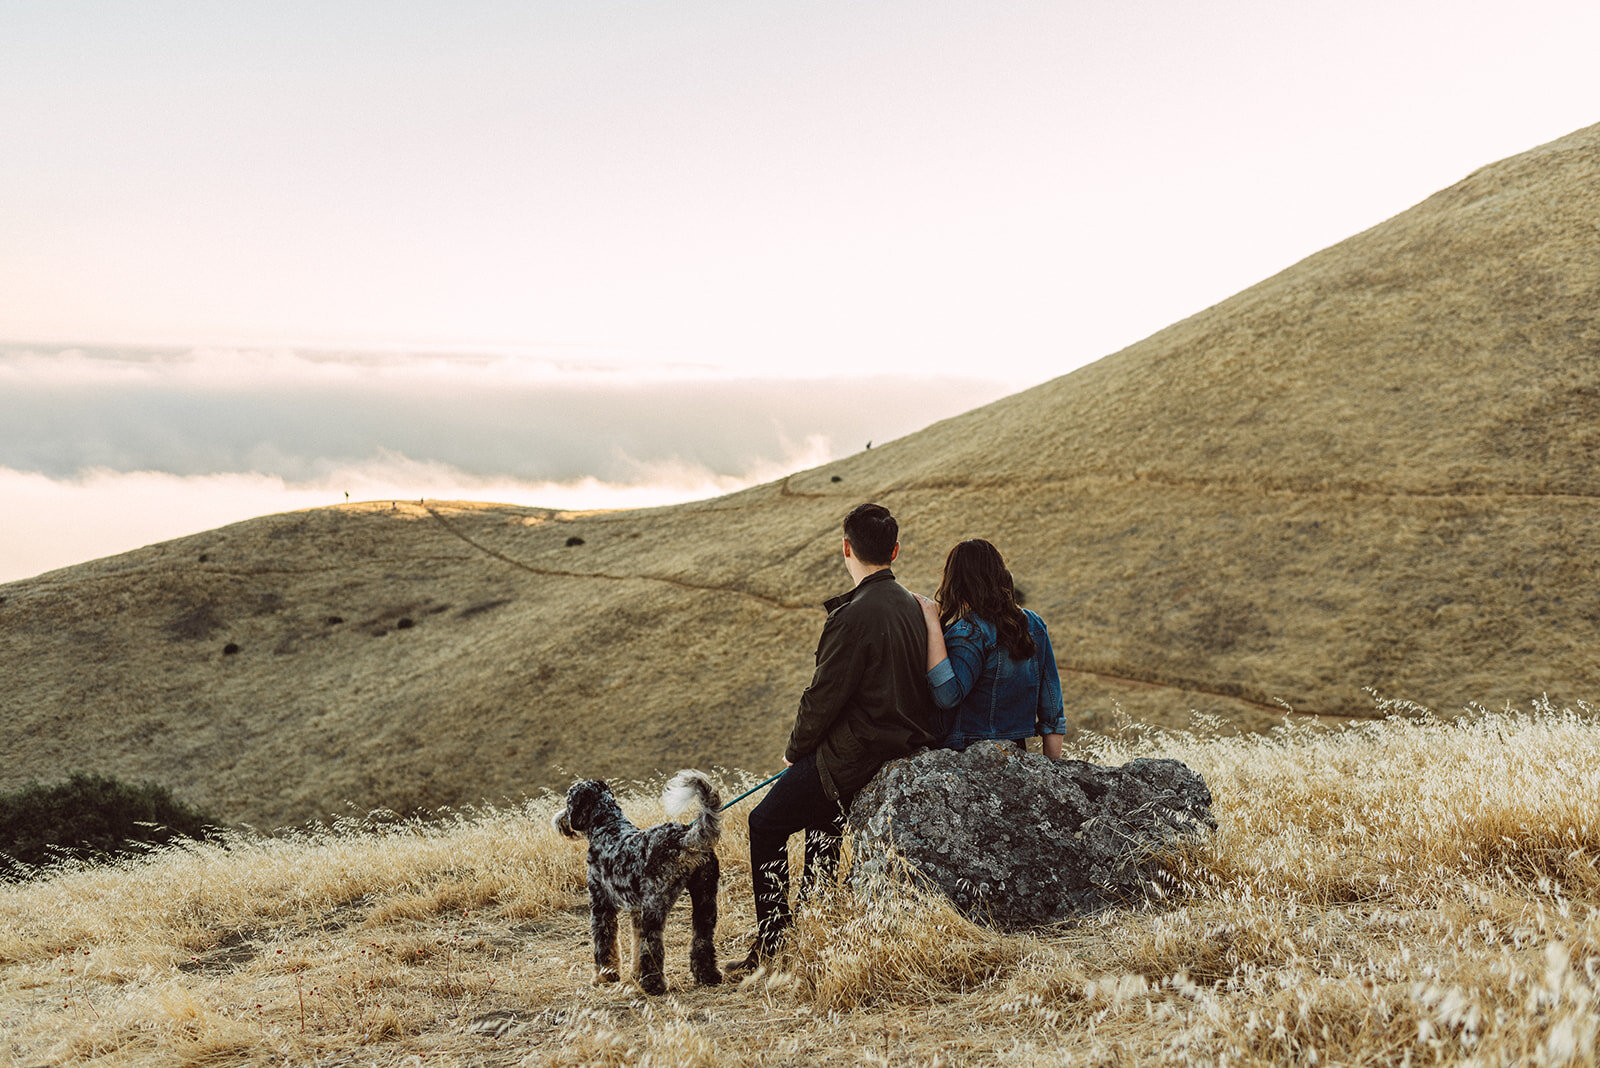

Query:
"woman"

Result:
[[916, 539, 1065, 759]]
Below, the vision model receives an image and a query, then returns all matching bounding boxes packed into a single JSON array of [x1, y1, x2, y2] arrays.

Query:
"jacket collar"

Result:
[[823, 567, 895, 613]]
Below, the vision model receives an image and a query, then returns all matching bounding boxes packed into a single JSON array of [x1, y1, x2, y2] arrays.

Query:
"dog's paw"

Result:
[[693, 967, 723, 987], [593, 968, 621, 985], [639, 974, 668, 996]]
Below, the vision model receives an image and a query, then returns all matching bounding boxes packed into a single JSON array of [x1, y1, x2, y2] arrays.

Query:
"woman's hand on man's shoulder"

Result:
[[944, 615, 979, 640]]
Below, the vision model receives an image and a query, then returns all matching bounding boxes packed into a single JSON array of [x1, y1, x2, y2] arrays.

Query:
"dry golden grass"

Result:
[[6, 702, 1600, 1066]]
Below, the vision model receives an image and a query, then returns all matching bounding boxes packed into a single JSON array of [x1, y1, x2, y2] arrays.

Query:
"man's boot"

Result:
[[723, 924, 785, 977]]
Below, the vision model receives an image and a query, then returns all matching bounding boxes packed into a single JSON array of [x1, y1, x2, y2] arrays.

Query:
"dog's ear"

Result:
[[563, 780, 608, 834], [553, 781, 589, 838]]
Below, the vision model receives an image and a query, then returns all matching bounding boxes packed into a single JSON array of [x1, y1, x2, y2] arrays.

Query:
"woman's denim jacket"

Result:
[[926, 609, 1066, 749]]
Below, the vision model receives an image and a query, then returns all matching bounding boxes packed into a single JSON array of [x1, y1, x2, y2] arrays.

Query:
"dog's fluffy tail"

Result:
[[662, 770, 722, 849]]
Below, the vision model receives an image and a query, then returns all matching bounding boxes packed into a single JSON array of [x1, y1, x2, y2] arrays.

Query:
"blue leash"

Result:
[[719, 769, 785, 812]]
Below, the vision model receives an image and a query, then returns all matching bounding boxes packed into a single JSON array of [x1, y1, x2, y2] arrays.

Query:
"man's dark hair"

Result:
[[843, 503, 898, 566]]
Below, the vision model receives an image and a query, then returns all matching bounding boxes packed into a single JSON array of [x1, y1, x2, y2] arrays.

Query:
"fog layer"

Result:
[[1, 344, 1007, 483], [0, 344, 1010, 581]]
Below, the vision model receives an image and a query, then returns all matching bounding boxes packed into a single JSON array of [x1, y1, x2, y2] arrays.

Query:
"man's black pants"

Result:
[[746, 753, 846, 949]]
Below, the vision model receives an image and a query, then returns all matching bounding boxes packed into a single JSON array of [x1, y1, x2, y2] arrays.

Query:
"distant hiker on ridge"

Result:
[[725, 502, 942, 974]]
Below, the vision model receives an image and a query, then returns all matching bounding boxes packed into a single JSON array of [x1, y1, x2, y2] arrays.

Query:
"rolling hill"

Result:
[[3, 122, 1598, 828]]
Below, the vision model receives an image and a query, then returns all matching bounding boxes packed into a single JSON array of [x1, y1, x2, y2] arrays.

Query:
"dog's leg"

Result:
[[633, 903, 669, 995], [590, 887, 621, 984], [687, 853, 722, 985]]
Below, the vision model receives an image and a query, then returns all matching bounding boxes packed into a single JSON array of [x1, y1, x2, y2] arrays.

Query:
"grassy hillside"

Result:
[[2, 707, 1598, 1065], [3, 122, 1600, 826]]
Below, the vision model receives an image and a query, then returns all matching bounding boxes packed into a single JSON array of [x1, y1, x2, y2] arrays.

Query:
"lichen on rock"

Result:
[[846, 741, 1215, 927]]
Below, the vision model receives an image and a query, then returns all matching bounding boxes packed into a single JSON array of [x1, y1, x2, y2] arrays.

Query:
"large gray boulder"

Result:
[[846, 741, 1215, 927]]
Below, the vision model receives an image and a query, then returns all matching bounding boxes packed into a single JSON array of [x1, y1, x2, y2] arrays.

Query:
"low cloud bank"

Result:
[[0, 344, 1010, 483], [0, 440, 833, 583], [0, 344, 1018, 582]]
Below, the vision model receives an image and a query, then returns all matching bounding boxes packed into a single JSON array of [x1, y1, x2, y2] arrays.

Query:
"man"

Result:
[[726, 502, 943, 973]]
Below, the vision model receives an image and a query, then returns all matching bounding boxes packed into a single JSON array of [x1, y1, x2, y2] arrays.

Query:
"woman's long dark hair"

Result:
[[935, 539, 1035, 661]]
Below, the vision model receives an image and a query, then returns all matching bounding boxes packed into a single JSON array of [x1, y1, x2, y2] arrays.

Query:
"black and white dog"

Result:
[[553, 770, 722, 994]]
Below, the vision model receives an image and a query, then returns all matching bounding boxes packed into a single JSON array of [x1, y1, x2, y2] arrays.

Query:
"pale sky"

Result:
[[2, 1, 1598, 580], [6, 1, 1598, 377]]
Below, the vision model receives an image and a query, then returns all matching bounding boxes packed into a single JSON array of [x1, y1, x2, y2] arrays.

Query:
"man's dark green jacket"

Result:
[[785, 568, 945, 802]]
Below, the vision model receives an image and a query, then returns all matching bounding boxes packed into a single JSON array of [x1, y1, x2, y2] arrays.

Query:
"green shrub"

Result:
[[0, 772, 222, 879]]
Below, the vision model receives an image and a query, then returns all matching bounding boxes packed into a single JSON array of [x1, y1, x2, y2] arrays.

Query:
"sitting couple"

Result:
[[727, 502, 1065, 973]]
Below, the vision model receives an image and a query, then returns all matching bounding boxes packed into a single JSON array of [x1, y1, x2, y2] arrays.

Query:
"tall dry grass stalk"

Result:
[[4, 706, 1600, 1066]]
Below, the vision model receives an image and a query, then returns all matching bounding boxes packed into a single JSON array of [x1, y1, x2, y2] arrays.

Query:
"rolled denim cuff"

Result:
[[927, 658, 955, 688]]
